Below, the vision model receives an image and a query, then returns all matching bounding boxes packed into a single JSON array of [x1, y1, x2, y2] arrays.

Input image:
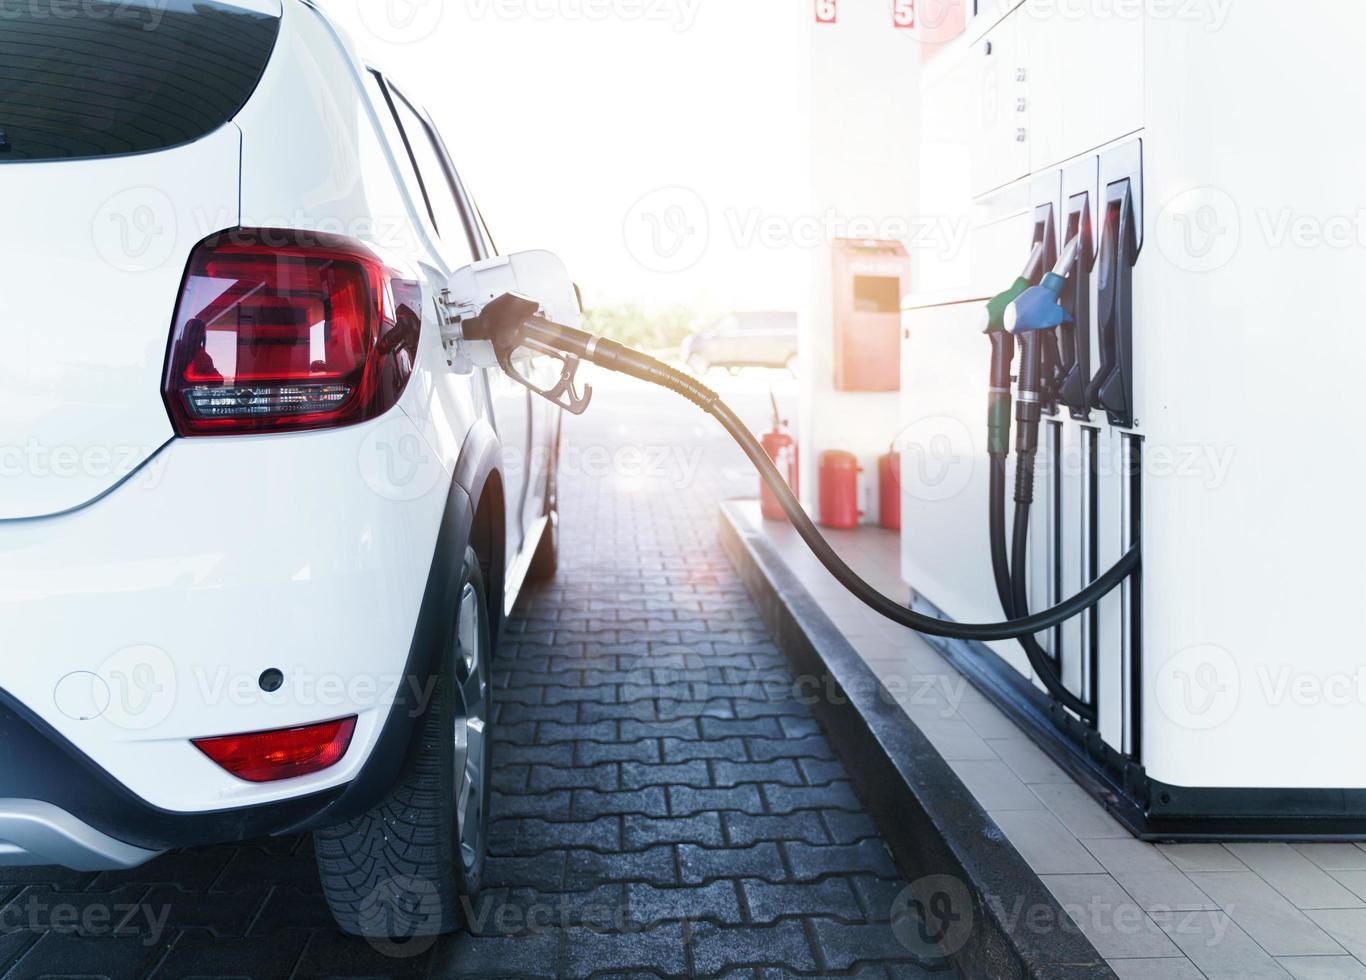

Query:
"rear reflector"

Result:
[[162, 229, 419, 435], [192, 716, 357, 783]]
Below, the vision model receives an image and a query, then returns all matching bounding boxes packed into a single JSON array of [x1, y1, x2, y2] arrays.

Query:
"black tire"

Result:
[[314, 545, 493, 940]]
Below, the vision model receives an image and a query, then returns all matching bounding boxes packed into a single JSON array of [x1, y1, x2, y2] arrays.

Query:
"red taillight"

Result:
[[192, 716, 358, 783], [162, 229, 418, 435]]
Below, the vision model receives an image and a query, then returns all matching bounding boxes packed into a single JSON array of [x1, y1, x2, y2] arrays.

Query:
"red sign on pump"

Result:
[[815, 0, 837, 24], [892, 0, 916, 28]]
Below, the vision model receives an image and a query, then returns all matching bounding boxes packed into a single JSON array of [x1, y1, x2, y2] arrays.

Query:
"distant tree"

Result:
[[583, 302, 709, 354]]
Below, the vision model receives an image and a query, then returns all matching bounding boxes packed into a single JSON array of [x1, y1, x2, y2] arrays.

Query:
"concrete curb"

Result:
[[719, 501, 1118, 980]]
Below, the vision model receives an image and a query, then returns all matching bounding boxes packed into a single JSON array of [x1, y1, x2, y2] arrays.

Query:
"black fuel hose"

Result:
[[500, 317, 1140, 643], [986, 455, 1096, 719], [1011, 500, 1042, 653], [988, 456, 1014, 609]]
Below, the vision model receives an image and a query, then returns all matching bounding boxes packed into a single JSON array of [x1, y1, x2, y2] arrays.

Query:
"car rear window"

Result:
[[0, 0, 280, 163]]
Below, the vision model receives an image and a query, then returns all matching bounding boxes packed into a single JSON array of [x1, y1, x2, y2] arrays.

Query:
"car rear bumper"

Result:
[[0, 687, 345, 856], [0, 411, 464, 826], [0, 800, 161, 871]]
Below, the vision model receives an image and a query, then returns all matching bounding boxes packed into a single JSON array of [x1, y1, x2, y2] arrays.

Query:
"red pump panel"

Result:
[[831, 239, 910, 392]]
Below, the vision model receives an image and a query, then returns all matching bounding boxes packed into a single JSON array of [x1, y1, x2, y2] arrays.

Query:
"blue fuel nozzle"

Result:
[[1007, 234, 1080, 334], [1005, 272, 1073, 334]]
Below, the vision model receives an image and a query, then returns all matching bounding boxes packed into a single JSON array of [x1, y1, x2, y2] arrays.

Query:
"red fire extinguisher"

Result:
[[760, 388, 799, 521], [819, 450, 862, 529], [878, 449, 901, 531]]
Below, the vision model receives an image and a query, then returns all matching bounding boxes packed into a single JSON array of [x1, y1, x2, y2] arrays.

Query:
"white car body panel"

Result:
[[0, 127, 240, 519], [1, 414, 458, 812]]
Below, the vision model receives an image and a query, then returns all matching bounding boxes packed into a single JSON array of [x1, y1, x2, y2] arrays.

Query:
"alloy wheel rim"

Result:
[[453, 582, 488, 877]]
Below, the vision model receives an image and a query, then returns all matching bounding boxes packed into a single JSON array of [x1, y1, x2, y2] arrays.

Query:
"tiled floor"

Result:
[[733, 500, 1366, 980]]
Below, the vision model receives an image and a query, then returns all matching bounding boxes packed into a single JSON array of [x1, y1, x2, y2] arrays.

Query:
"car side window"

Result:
[[388, 86, 481, 265], [472, 200, 499, 257], [363, 70, 439, 241], [423, 115, 493, 261]]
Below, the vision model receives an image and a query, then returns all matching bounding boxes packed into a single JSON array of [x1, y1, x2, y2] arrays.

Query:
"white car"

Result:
[[0, 0, 569, 938]]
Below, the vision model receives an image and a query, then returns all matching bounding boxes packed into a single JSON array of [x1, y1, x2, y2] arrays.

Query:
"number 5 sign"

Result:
[[815, 0, 837, 24], [892, 0, 916, 28]]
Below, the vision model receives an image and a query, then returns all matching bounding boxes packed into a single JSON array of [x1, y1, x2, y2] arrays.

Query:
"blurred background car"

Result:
[[683, 311, 799, 374]]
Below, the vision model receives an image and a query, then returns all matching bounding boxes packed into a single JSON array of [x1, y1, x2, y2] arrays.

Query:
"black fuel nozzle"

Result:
[[1006, 237, 1078, 503], [462, 293, 598, 414]]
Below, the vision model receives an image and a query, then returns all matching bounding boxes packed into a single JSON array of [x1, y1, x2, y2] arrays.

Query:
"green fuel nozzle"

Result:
[[983, 243, 1045, 457]]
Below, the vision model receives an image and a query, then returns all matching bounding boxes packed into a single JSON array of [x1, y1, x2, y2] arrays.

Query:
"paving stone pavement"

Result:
[[0, 376, 945, 978]]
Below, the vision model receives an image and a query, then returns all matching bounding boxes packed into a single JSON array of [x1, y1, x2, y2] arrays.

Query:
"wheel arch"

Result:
[[454, 418, 507, 646], [294, 417, 509, 833]]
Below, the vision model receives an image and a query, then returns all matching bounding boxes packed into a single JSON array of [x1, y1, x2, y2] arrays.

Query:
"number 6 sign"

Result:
[[892, 0, 916, 28], [815, 0, 837, 24]]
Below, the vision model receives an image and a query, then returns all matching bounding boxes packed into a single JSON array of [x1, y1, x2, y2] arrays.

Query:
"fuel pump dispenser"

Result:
[[451, 286, 1137, 646]]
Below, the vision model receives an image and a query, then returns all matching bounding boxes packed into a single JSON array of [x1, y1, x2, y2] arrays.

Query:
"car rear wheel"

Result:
[[314, 545, 492, 940], [687, 353, 708, 375]]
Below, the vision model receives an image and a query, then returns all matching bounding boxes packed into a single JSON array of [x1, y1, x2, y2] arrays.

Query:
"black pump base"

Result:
[[910, 592, 1366, 842]]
